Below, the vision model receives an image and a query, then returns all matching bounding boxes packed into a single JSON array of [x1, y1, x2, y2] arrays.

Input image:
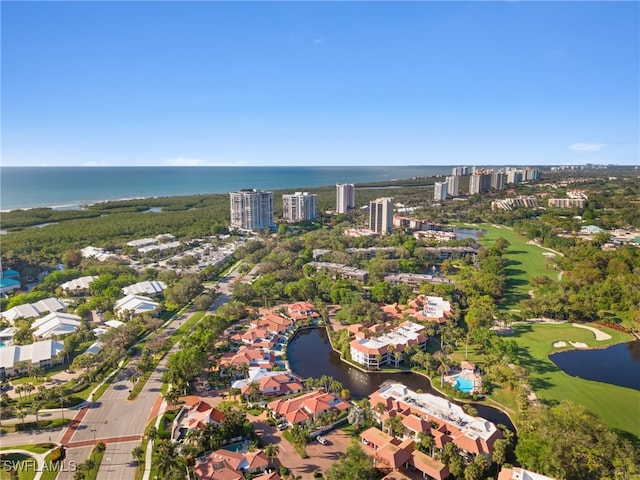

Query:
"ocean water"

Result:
[[0, 166, 452, 211]]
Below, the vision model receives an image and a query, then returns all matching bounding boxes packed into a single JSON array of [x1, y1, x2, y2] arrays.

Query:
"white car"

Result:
[[316, 435, 328, 445]]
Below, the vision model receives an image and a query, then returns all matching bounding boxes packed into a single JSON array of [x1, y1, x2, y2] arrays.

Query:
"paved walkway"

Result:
[[572, 323, 612, 341]]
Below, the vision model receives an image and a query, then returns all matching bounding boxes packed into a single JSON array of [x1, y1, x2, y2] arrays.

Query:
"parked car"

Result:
[[316, 435, 328, 445], [278, 423, 288, 431]]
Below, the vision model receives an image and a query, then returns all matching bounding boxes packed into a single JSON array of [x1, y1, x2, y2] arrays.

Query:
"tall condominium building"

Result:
[[452, 166, 469, 176], [433, 182, 448, 201], [282, 192, 317, 222], [369, 197, 394, 235], [506, 170, 523, 184], [446, 175, 459, 197], [469, 173, 492, 194], [336, 183, 355, 213], [524, 168, 540, 181], [229, 189, 275, 231], [491, 172, 506, 190]]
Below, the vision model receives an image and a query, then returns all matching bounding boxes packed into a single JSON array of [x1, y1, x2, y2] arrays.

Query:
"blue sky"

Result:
[[2, 1, 638, 167]]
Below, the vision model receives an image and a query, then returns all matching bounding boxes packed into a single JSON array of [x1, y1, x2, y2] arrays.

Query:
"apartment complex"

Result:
[[349, 321, 427, 369], [336, 183, 355, 213], [469, 172, 493, 194], [369, 382, 503, 459], [229, 189, 275, 231], [282, 191, 317, 222], [452, 166, 469, 176], [433, 181, 448, 201], [369, 197, 394, 234], [548, 198, 587, 208], [446, 175, 459, 196]]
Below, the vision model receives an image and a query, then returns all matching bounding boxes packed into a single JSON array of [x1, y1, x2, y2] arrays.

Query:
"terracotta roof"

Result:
[[410, 450, 449, 480]]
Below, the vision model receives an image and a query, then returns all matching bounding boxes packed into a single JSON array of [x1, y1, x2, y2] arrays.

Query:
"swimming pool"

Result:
[[452, 374, 474, 393], [222, 441, 247, 453]]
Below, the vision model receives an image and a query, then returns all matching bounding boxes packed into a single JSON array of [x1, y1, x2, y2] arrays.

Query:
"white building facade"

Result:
[[282, 192, 317, 222], [336, 183, 355, 213], [434, 182, 448, 201], [369, 197, 394, 235], [229, 189, 275, 231]]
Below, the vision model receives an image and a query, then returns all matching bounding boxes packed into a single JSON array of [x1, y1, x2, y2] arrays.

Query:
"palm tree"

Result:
[[264, 443, 280, 468], [31, 401, 42, 431], [384, 415, 404, 439], [417, 432, 435, 457], [131, 445, 145, 468], [15, 406, 27, 430], [153, 440, 177, 477]]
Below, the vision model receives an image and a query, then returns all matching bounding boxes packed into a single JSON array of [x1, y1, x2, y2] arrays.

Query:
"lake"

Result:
[[550, 340, 640, 391], [287, 327, 515, 430]]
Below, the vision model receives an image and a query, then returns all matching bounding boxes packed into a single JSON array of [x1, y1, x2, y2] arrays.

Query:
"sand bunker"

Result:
[[572, 323, 612, 341], [553, 341, 567, 348], [569, 341, 588, 349]]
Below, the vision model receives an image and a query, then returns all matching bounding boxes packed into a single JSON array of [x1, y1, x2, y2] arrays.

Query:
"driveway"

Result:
[[253, 421, 352, 480]]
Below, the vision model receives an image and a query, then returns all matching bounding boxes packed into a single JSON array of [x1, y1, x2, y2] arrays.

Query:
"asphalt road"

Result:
[[2, 268, 240, 480]]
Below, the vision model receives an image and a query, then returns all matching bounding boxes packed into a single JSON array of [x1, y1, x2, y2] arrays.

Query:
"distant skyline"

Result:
[[2, 1, 638, 167]]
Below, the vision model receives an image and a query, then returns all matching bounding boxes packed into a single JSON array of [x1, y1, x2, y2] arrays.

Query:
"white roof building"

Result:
[[498, 467, 556, 480], [81, 246, 114, 262], [0, 340, 65, 376], [126, 238, 158, 248], [1, 297, 67, 324], [104, 319, 125, 329], [114, 294, 159, 318], [60, 276, 98, 293], [32, 312, 82, 339], [122, 280, 167, 297]]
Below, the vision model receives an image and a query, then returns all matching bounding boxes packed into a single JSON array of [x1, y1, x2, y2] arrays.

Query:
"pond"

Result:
[[287, 327, 515, 430], [550, 340, 640, 390]]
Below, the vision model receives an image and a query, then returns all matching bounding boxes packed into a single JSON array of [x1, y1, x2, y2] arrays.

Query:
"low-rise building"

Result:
[[60, 276, 98, 295], [114, 294, 160, 319], [32, 312, 81, 339], [349, 321, 428, 369], [407, 295, 454, 324], [1, 297, 67, 324], [360, 427, 449, 480], [231, 368, 303, 398], [219, 346, 276, 374], [369, 383, 502, 459], [267, 389, 349, 426], [0, 340, 65, 378], [122, 280, 167, 297], [498, 467, 556, 480], [194, 449, 269, 480]]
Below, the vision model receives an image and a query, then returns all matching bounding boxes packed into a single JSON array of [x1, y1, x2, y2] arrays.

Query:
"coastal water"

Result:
[[0, 166, 452, 211], [287, 327, 515, 430]]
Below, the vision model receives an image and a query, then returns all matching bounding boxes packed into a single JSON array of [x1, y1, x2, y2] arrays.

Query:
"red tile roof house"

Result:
[[360, 426, 449, 480], [252, 312, 296, 336], [219, 346, 276, 376], [267, 389, 349, 427], [349, 321, 428, 369], [286, 302, 320, 321], [234, 327, 283, 351], [406, 295, 454, 324], [232, 369, 304, 398], [183, 400, 226, 430], [194, 449, 269, 480], [369, 383, 502, 461]]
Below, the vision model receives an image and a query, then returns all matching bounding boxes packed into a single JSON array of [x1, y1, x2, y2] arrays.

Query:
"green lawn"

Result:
[[0, 453, 36, 480], [507, 322, 640, 439], [475, 224, 558, 310]]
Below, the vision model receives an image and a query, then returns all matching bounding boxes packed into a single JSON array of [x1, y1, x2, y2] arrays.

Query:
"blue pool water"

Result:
[[0, 343, 5, 348], [453, 374, 474, 393], [222, 441, 247, 453]]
